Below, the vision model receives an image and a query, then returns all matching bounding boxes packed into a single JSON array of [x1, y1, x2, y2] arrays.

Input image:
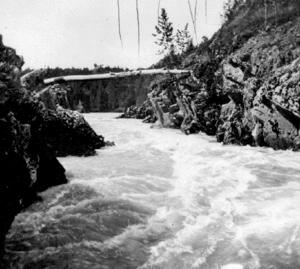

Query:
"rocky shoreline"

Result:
[[0, 35, 113, 261], [121, 18, 300, 151], [1, 2, 300, 265]]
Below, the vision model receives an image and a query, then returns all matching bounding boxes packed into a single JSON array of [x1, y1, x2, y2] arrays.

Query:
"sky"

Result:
[[0, 0, 225, 70]]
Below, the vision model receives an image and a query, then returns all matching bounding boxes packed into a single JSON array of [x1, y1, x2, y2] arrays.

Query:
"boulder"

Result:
[[33, 109, 105, 157]]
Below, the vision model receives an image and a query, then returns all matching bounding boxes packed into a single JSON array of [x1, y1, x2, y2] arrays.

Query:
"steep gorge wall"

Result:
[[132, 10, 300, 151], [66, 76, 153, 112], [217, 18, 300, 149], [34, 73, 152, 113]]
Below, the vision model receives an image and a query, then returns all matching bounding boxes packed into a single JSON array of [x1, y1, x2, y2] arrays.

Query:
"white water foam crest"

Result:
[[88, 114, 300, 268], [17, 113, 300, 269]]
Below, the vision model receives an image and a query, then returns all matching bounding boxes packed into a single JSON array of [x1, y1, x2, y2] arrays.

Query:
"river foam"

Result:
[[4, 113, 300, 269]]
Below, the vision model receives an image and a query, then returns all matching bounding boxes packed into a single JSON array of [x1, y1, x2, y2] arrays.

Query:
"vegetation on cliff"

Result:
[[125, 0, 300, 151]]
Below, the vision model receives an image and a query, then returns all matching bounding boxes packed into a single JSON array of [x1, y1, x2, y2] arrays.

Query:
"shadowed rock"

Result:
[[0, 35, 72, 260], [129, 18, 300, 151]]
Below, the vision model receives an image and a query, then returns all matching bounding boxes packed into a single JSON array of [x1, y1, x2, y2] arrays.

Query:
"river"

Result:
[[4, 113, 300, 269]]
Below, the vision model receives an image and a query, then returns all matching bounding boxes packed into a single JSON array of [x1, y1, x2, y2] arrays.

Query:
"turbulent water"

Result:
[[4, 113, 300, 269]]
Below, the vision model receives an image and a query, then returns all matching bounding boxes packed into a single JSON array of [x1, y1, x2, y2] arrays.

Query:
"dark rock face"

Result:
[[38, 83, 71, 111], [120, 105, 138, 118], [0, 113, 31, 258], [0, 101, 69, 258], [133, 75, 226, 135], [0, 36, 83, 260], [33, 109, 105, 157], [216, 20, 300, 150], [132, 18, 300, 151], [118, 102, 157, 124], [0, 32, 113, 261]]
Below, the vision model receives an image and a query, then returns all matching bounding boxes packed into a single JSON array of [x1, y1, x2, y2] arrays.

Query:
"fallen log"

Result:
[[43, 69, 192, 84], [263, 95, 300, 129]]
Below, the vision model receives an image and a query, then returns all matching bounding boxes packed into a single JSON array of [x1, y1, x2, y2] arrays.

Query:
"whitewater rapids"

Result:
[[4, 113, 300, 269]]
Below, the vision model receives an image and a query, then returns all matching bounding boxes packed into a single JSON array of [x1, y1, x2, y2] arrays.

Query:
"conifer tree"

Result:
[[153, 8, 174, 55], [174, 23, 192, 54]]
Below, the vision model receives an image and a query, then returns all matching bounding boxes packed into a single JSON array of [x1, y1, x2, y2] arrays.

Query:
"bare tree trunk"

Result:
[[42, 69, 192, 85], [205, 0, 207, 23], [187, 0, 197, 43], [264, 0, 267, 28], [117, 0, 123, 48], [194, 0, 198, 31], [272, 0, 277, 27], [239, 0, 255, 21], [149, 97, 164, 126], [136, 0, 140, 65], [157, 0, 161, 23]]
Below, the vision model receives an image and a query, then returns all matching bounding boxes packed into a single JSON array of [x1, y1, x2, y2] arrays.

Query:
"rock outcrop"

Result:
[[0, 35, 69, 259], [215, 18, 300, 150], [118, 102, 156, 124], [37, 83, 71, 111], [0, 33, 112, 260], [33, 108, 106, 157], [31, 83, 111, 156], [133, 14, 300, 151]]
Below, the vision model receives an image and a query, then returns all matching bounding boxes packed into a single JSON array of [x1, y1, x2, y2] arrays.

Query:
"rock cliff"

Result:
[[0, 35, 66, 258], [132, 3, 300, 151], [0, 34, 109, 260]]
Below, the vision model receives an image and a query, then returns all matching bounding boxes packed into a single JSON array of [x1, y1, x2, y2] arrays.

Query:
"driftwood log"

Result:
[[43, 69, 192, 84]]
